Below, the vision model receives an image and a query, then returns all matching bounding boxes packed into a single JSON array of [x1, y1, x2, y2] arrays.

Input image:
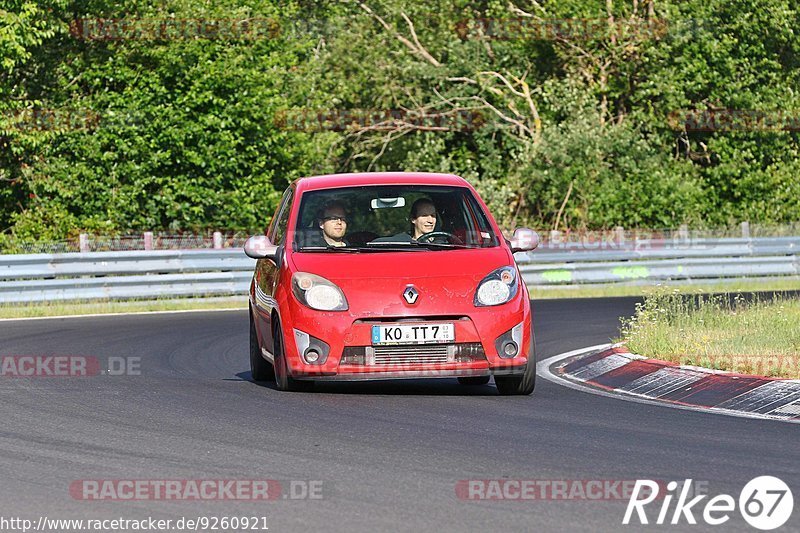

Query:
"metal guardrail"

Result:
[[0, 237, 797, 303], [0, 232, 249, 254], [517, 236, 800, 286], [0, 250, 252, 303]]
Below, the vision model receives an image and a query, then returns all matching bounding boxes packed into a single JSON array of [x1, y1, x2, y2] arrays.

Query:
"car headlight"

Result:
[[292, 272, 348, 311], [474, 266, 518, 307]]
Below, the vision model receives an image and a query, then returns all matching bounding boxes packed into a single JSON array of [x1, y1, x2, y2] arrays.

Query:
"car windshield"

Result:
[[293, 185, 500, 251]]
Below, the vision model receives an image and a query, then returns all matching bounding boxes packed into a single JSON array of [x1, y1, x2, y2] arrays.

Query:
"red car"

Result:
[[244, 172, 540, 394]]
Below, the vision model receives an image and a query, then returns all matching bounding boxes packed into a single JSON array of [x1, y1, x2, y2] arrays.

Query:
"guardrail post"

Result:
[[213, 231, 223, 249], [79, 233, 89, 253], [144, 232, 153, 251], [549, 230, 562, 249], [614, 226, 625, 246], [741, 221, 750, 239], [678, 224, 689, 241]]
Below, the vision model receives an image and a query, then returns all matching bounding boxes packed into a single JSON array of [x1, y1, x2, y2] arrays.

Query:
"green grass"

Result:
[[618, 289, 800, 379], [0, 297, 247, 319], [529, 277, 800, 300]]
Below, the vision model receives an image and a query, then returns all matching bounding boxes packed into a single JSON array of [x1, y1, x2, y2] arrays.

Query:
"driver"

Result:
[[377, 198, 445, 243], [410, 198, 437, 240]]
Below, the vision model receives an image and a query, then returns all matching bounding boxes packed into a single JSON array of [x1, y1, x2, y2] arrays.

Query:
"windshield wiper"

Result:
[[363, 242, 427, 251], [413, 242, 472, 250], [364, 241, 472, 251], [297, 246, 361, 252], [365, 241, 416, 247]]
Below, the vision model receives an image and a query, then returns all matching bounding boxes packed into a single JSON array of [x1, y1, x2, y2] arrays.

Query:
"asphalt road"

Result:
[[0, 297, 797, 533]]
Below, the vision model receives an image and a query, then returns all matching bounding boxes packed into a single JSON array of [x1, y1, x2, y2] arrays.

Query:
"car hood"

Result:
[[289, 247, 515, 315]]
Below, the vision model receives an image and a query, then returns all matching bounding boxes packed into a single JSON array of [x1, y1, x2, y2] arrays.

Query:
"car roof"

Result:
[[293, 172, 471, 193]]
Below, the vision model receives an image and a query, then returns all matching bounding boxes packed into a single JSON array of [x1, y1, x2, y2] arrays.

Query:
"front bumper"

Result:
[[291, 364, 527, 381], [277, 292, 532, 380]]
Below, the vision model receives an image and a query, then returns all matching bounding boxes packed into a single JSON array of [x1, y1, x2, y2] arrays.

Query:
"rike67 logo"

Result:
[[624, 477, 794, 530]]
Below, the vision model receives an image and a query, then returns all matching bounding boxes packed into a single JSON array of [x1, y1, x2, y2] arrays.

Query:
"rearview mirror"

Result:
[[371, 197, 406, 209], [510, 228, 539, 253], [244, 235, 279, 261]]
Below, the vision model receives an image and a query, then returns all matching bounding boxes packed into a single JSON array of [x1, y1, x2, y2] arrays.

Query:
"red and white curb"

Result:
[[538, 344, 800, 423]]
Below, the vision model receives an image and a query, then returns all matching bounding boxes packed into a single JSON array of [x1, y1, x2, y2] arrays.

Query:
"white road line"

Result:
[[770, 401, 800, 417], [569, 353, 631, 380], [716, 380, 800, 414], [618, 367, 704, 397], [537, 345, 800, 424]]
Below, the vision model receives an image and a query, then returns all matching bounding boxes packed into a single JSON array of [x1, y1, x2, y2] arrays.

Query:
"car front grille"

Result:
[[340, 343, 487, 366], [370, 344, 451, 365]]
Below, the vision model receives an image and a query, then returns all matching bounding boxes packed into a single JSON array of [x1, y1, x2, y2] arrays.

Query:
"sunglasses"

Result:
[[322, 215, 348, 223]]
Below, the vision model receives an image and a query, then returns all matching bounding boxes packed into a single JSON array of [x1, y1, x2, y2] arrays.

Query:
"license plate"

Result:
[[371, 323, 455, 345]]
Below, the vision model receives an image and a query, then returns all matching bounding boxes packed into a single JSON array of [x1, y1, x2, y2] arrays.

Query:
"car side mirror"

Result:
[[510, 228, 539, 253], [244, 235, 279, 261]]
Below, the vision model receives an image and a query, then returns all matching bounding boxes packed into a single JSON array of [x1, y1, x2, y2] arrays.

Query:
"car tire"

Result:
[[273, 322, 314, 392], [457, 376, 491, 386], [494, 340, 536, 396], [494, 361, 535, 395], [250, 309, 275, 381]]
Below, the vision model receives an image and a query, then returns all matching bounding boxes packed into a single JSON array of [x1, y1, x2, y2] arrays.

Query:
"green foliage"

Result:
[[1, 0, 340, 239]]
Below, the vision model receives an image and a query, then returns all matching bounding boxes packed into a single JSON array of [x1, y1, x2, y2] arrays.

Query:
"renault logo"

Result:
[[402, 286, 419, 304]]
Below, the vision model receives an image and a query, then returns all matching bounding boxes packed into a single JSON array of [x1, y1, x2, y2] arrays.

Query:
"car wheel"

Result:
[[495, 353, 536, 396], [250, 309, 274, 381], [457, 376, 491, 386], [273, 322, 314, 392]]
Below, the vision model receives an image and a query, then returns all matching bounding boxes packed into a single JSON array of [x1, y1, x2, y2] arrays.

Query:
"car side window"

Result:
[[271, 187, 294, 245]]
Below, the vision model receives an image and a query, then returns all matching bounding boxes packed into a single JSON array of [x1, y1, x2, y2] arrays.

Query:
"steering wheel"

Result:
[[416, 231, 464, 245]]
